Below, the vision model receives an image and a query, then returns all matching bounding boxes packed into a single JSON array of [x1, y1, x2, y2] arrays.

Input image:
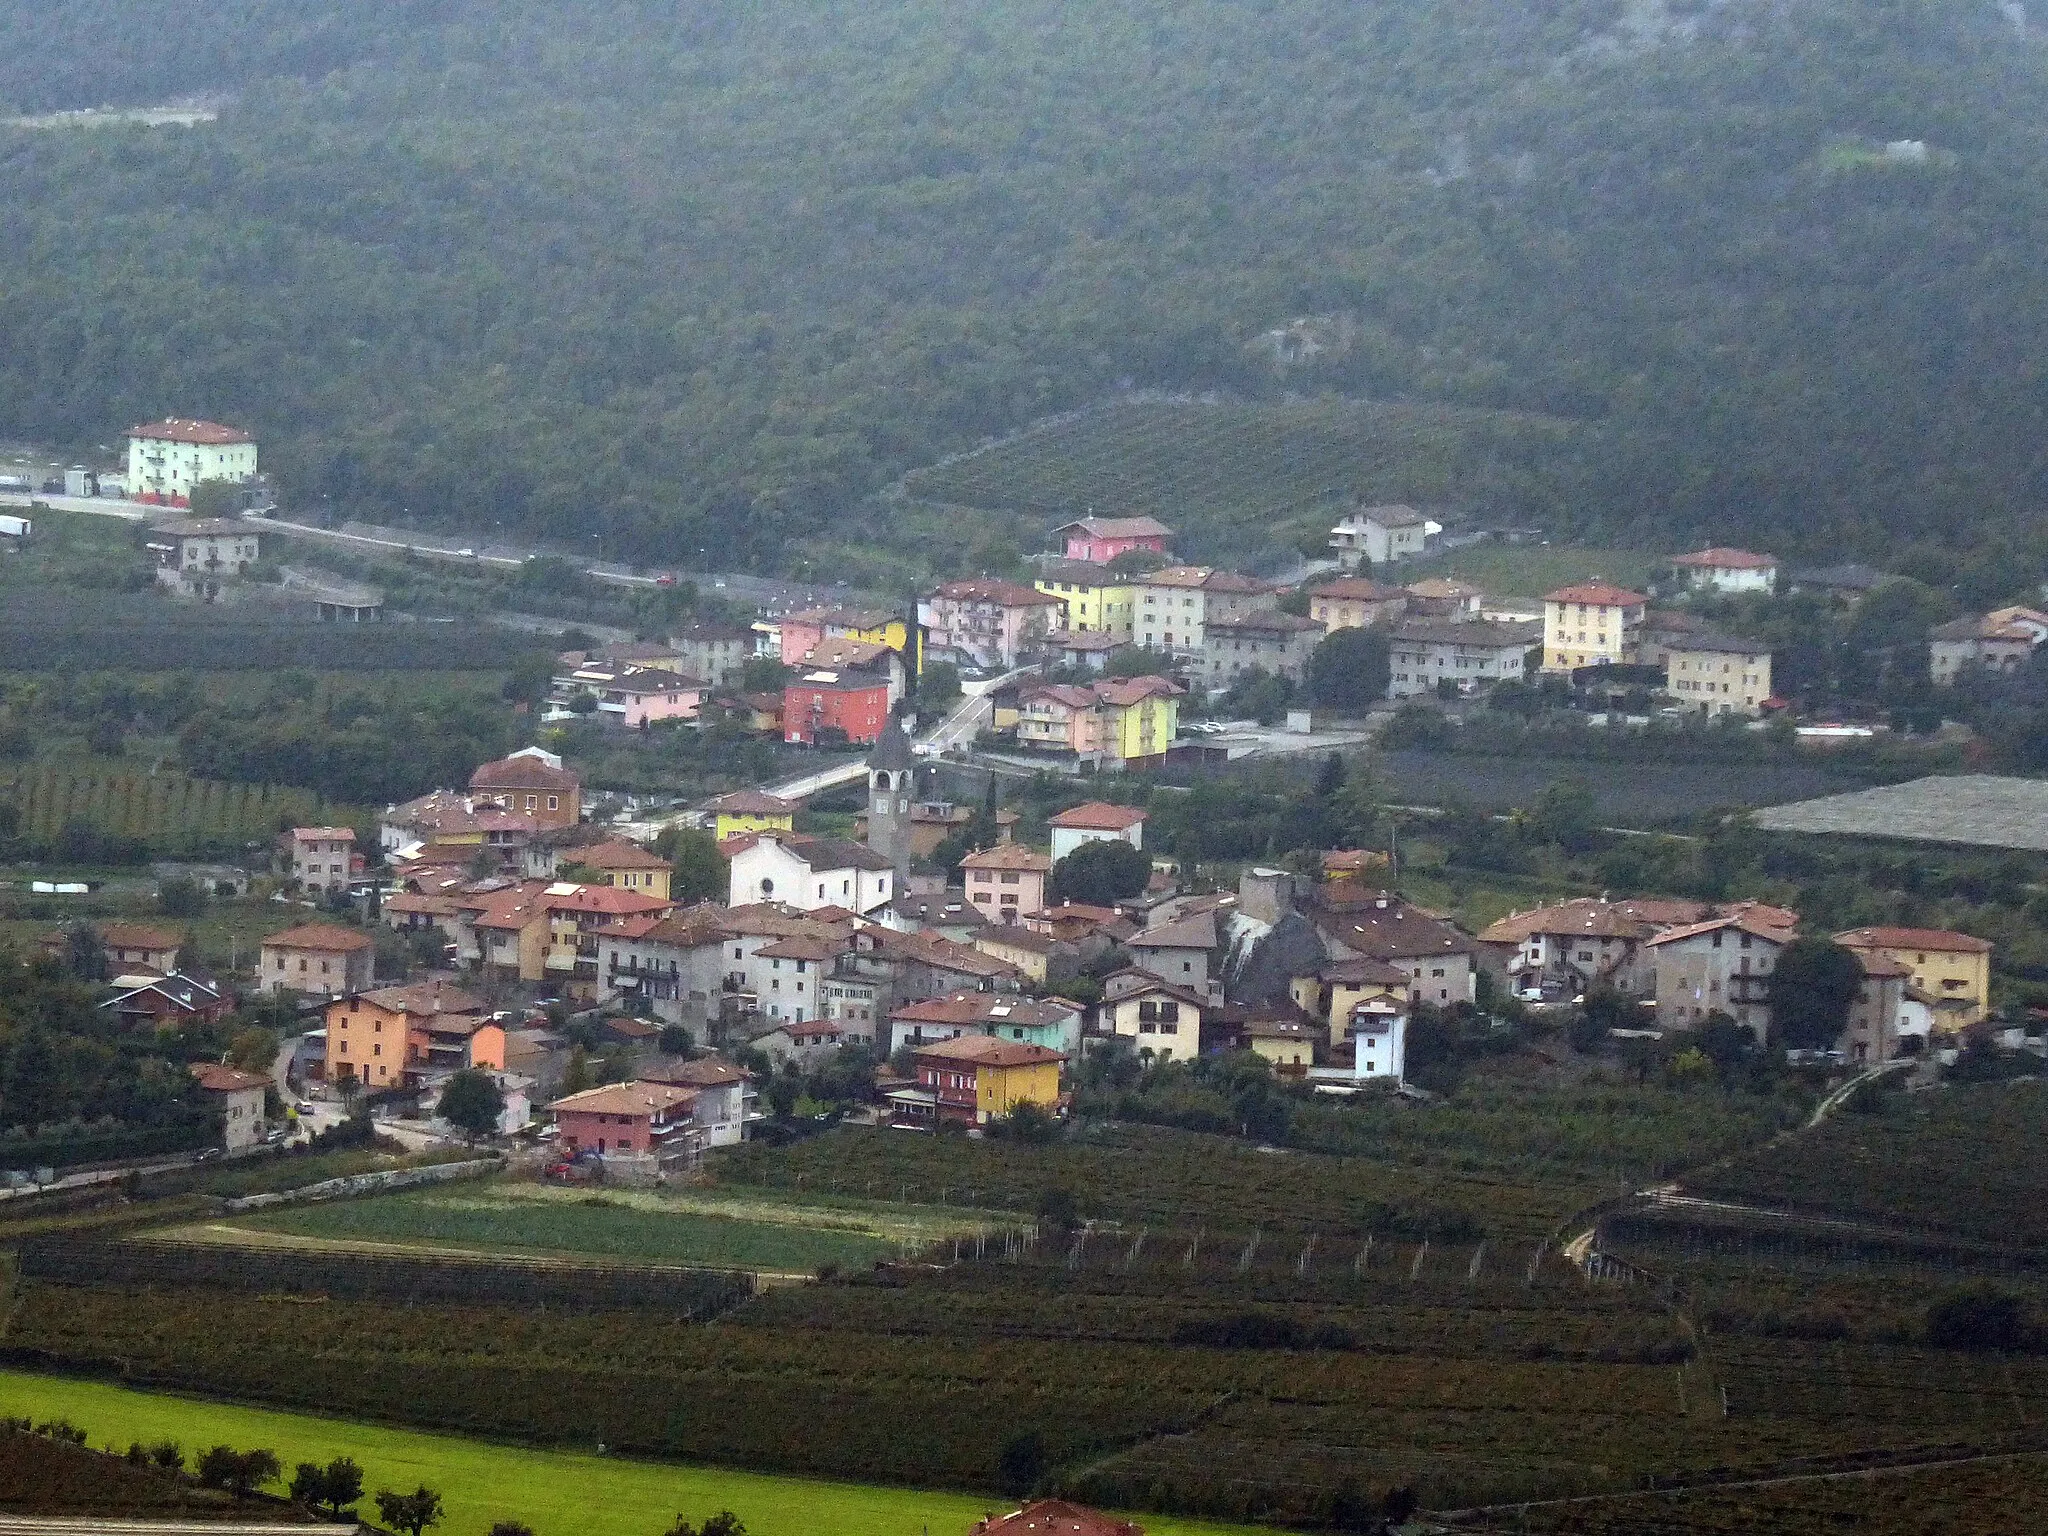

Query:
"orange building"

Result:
[[469, 750, 582, 831], [323, 980, 502, 1090]]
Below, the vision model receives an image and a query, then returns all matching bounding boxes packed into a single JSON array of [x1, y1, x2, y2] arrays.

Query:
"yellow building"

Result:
[[1244, 1016, 1317, 1075], [1103, 975, 1208, 1065], [1834, 926, 1993, 1029], [1097, 675, 1182, 767], [1307, 576, 1408, 635], [1292, 957, 1411, 1049], [908, 1035, 1065, 1125], [1034, 560, 1136, 643], [1541, 582, 1647, 673], [702, 790, 797, 844], [127, 418, 258, 505], [1666, 635, 1774, 717], [578, 839, 674, 900]]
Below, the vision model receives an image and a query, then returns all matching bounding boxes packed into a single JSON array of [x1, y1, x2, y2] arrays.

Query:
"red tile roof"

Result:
[[547, 1081, 698, 1117], [1834, 926, 1992, 955], [188, 1061, 269, 1094], [1054, 516, 1173, 540], [97, 922, 182, 951], [261, 922, 374, 952], [1543, 582, 1648, 607], [579, 839, 671, 870], [930, 578, 1061, 607], [129, 418, 252, 445], [962, 844, 1053, 873], [972, 1500, 1144, 1536], [1308, 576, 1405, 602], [469, 754, 580, 792], [913, 1035, 1066, 1068], [1049, 802, 1148, 831], [1673, 547, 1777, 570]]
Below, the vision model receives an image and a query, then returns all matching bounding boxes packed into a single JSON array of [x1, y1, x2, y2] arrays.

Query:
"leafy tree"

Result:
[[1048, 838, 1149, 905], [653, 825, 725, 902], [996, 1430, 1050, 1497], [196, 1446, 280, 1495], [1307, 628, 1391, 712], [1925, 1285, 2035, 1353], [488, 1526, 538, 1536], [1525, 780, 1601, 855], [663, 1514, 747, 1536], [739, 657, 788, 694], [148, 1441, 183, 1472], [657, 1023, 694, 1056], [375, 1486, 445, 1536], [61, 924, 106, 983], [318, 1455, 364, 1513], [560, 1046, 593, 1097], [157, 875, 205, 917], [1570, 983, 1634, 1054], [1769, 938, 1864, 1052], [438, 1069, 506, 1140]]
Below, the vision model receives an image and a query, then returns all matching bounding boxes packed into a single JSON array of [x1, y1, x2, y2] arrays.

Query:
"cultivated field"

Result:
[[1755, 774, 2048, 852], [0, 1371, 1260, 1536], [902, 396, 1572, 565], [179, 1180, 1009, 1276]]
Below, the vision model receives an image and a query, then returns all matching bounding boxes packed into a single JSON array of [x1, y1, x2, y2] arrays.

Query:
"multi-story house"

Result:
[[782, 661, 895, 746], [1833, 925, 1992, 1029], [288, 826, 358, 895], [1032, 559, 1136, 642], [638, 1055, 755, 1145], [886, 992, 1083, 1057], [188, 1063, 270, 1150], [597, 907, 733, 1025], [1328, 504, 1432, 570], [149, 517, 261, 601], [1928, 609, 2048, 685], [1015, 676, 1181, 768], [1310, 891, 1479, 1008], [1198, 610, 1321, 688], [575, 839, 673, 899], [469, 748, 581, 831], [1131, 566, 1210, 653], [1402, 578, 1485, 620], [1644, 908, 1799, 1036], [323, 980, 500, 1092], [1099, 971, 1209, 1065], [919, 579, 1061, 670], [1384, 619, 1541, 699], [1053, 515, 1173, 565], [669, 621, 755, 687], [962, 843, 1052, 922], [1665, 635, 1774, 716], [725, 832, 896, 915], [1048, 801, 1147, 862], [127, 418, 257, 506], [890, 1035, 1066, 1127], [777, 608, 918, 672], [1670, 547, 1778, 594], [700, 790, 797, 843], [1126, 908, 1221, 997], [1540, 582, 1648, 673], [259, 921, 375, 997], [1308, 576, 1408, 634]]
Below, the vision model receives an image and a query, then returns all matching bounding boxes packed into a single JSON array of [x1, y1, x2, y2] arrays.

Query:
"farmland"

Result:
[[1399, 543, 1661, 600], [183, 1180, 1005, 1275], [0, 1370, 1260, 1536], [0, 759, 344, 859], [1754, 774, 2048, 853], [0, 1422, 293, 1521], [901, 397, 1576, 568]]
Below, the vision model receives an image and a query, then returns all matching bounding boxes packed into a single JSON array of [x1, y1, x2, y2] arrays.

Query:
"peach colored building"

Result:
[[962, 843, 1052, 922]]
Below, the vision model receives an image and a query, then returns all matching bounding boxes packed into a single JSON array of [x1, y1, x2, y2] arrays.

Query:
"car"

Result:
[[262, 1128, 291, 1146], [194, 1147, 225, 1163], [654, 573, 677, 587], [456, 547, 477, 558]]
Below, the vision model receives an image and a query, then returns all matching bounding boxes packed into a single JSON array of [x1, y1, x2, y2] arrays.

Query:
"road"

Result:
[[0, 492, 878, 614]]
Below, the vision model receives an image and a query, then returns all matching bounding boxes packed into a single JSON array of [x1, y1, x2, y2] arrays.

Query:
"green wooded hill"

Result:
[[1, 0, 2044, 588]]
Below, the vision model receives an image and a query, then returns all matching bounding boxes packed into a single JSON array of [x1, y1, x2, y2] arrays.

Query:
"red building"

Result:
[[783, 673, 891, 746], [1053, 515, 1173, 565], [547, 1080, 699, 1156], [972, 1500, 1145, 1536]]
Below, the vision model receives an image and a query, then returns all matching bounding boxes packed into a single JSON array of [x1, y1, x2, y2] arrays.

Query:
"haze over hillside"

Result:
[[1, 0, 2044, 584]]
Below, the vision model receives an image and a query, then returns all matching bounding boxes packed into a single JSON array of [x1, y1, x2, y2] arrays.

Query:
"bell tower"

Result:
[[865, 716, 916, 878]]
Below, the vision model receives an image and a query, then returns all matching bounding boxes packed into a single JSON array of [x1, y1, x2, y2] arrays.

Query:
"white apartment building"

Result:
[[1385, 619, 1542, 698], [128, 419, 258, 505]]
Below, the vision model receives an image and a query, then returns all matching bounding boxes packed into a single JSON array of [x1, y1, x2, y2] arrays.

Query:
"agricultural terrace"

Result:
[[171, 1180, 1009, 1276], [1397, 542, 1661, 600], [0, 760, 346, 860], [1683, 1083, 2048, 1248], [902, 397, 1574, 567], [0, 1371, 1260, 1536]]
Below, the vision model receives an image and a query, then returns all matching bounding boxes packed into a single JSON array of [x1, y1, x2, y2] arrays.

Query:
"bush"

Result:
[[1925, 1285, 2037, 1353]]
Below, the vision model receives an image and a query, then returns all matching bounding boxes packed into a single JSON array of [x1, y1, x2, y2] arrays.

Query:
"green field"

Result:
[[902, 397, 1573, 566], [1400, 544, 1661, 600], [204, 1182, 1002, 1274], [0, 1370, 1267, 1536]]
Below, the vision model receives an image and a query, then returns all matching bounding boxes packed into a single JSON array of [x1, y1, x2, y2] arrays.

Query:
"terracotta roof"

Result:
[[1129, 910, 1219, 951], [1404, 578, 1483, 600], [129, 418, 252, 445], [1054, 516, 1174, 540], [1205, 611, 1319, 634], [348, 980, 487, 1018], [1644, 910, 1799, 948], [469, 754, 580, 792], [289, 826, 356, 842], [702, 790, 797, 816], [579, 839, 671, 870], [1093, 675, 1183, 707], [890, 993, 1077, 1028], [962, 844, 1053, 873], [755, 934, 846, 962], [1313, 896, 1476, 961], [1021, 682, 1103, 710], [929, 578, 1061, 607], [261, 922, 374, 952], [1138, 565, 1211, 590], [869, 927, 1022, 980], [1478, 899, 1652, 946], [792, 636, 896, 671], [971, 1500, 1144, 1536], [1673, 547, 1777, 570], [188, 1061, 268, 1094], [97, 922, 182, 951], [641, 1055, 747, 1088], [623, 909, 734, 948], [547, 1081, 698, 1117], [1834, 926, 1992, 955], [1049, 801, 1148, 831], [540, 884, 673, 918], [1543, 582, 1648, 607], [912, 1034, 1066, 1068], [1858, 952, 1915, 978], [1308, 576, 1405, 602]]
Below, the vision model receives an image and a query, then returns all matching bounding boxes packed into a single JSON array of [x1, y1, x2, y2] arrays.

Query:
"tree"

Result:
[[1525, 780, 1600, 855], [1306, 627, 1391, 712], [1570, 983, 1634, 1053], [652, 825, 725, 902], [158, 875, 206, 917], [375, 1486, 445, 1536], [1925, 1285, 2035, 1353], [663, 1514, 747, 1536], [488, 1526, 538, 1536], [560, 1045, 594, 1097], [997, 1430, 1050, 1497], [62, 924, 107, 982], [740, 656, 788, 693], [1769, 938, 1864, 1051], [197, 1446, 280, 1495], [657, 1023, 694, 1056], [438, 1069, 505, 1140], [1048, 838, 1149, 905], [318, 1456, 364, 1515], [289, 1462, 326, 1506]]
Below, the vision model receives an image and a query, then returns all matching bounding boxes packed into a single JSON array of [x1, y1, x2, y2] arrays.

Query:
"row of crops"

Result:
[[902, 396, 1573, 560], [0, 761, 346, 858]]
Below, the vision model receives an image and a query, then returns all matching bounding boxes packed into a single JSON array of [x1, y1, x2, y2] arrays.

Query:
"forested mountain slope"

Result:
[[1, 0, 2044, 583]]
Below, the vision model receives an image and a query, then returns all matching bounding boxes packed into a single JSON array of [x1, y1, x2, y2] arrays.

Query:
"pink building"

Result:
[[1054, 516, 1173, 565], [548, 1080, 699, 1156], [594, 667, 707, 727], [918, 580, 1061, 670], [961, 843, 1052, 922]]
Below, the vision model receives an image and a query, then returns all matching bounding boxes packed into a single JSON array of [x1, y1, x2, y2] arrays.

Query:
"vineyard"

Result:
[[0, 1424, 273, 1519], [900, 397, 1576, 565], [1684, 1086, 2048, 1248], [711, 1121, 1596, 1242], [0, 760, 348, 859]]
